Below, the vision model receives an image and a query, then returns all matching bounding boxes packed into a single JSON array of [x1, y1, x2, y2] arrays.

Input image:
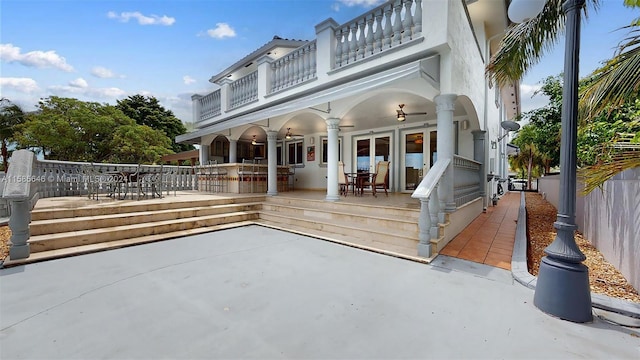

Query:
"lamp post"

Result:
[[508, 0, 592, 322]]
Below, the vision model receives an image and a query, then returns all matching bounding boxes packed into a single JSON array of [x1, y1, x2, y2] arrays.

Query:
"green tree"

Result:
[[116, 95, 193, 153], [511, 126, 547, 188], [0, 98, 25, 171], [14, 96, 173, 164], [110, 124, 172, 164]]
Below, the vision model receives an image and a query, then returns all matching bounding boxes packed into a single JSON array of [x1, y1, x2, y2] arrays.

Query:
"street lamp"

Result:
[[508, 0, 592, 322]]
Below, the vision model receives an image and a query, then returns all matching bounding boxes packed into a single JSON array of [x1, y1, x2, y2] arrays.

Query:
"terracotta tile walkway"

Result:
[[440, 192, 520, 270]]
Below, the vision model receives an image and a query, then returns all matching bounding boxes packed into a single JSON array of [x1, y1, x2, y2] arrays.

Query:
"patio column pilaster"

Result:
[[472, 130, 487, 209], [267, 130, 278, 196], [325, 118, 341, 201], [199, 144, 209, 165], [229, 139, 237, 163], [435, 93, 457, 212]]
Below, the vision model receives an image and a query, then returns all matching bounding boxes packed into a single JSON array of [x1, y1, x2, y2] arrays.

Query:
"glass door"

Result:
[[354, 133, 392, 187], [400, 129, 437, 192]]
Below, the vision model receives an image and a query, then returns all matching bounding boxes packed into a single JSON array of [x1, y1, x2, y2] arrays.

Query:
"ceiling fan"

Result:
[[250, 135, 265, 146], [284, 128, 304, 140], [396, 104, 427, 122]]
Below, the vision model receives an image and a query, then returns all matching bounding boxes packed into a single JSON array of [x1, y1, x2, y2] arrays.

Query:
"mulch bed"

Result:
[[525, 192, 640, 303]]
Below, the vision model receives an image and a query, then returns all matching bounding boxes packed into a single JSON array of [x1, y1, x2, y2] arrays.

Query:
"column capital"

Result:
[[471, 130, 486, 141], [435, 94, 457, 113], [266, 130, 278, 141], [325, 117, 341, 130]]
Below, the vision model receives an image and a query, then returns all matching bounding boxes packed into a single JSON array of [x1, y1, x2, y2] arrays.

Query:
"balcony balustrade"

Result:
[[194, 0, 423, 126]]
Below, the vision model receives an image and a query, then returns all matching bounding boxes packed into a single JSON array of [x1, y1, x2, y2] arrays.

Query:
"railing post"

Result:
[[8, 199, 30, 260], [431, 182, 441, 239], [191, 94, 203, 124], [417, 197, 432, 257], [257, 54, 272, 97]]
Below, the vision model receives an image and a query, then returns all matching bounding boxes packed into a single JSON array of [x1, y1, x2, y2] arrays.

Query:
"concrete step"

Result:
[[31, 195, 265, 221], [31, 202, 262, 235], [28, 211, 259, 253], [261, 202, 419, 234], [265, 196, 420, 221], [258, 210, 418, 250], [3, 221, 256, 267]]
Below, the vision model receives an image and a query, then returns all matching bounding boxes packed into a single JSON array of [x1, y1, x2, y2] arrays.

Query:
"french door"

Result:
[[354, 133, 392, 186], [400, 129, 437, 192]]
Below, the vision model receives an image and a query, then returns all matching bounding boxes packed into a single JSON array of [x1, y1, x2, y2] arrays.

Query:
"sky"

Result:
[[1, 0, 638, 123]]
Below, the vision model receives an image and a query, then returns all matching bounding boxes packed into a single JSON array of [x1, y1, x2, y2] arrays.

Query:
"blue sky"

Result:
[[1, 0, 638, 123]]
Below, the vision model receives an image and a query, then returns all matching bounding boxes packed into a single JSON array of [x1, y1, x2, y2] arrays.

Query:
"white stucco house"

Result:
[[176, 0, 520, 257]]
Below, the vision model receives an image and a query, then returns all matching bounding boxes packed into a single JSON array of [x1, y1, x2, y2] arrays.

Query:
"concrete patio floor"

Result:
[[1, 225, 638, 359]]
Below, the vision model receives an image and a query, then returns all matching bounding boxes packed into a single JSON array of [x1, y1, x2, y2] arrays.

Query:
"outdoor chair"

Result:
[[362, 161, 389, 197], [338, 161, 354, 196]]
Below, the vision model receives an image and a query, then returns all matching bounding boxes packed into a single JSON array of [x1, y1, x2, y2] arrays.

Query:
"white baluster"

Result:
[[365, 14, 375, 56], [341, 27, 350, 64], [392, 0, 403, 45], [383, 4, 393, 49], [414, 0, 422, 35], [302, 46, 309, 80], [310, 42, 317, 77], [430, 182, 440, 240], [418, 197, 432, 257], [374, 9, 384, 53], [349, 23, 358, 62], [402, 0, 414, 42], [357, 18, 366, 59], [335, 30, 343, 67]]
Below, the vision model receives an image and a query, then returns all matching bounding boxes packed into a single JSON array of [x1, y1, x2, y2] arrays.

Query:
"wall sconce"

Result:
[[462, 119, 469, 130], [491, 141, 497, 149]]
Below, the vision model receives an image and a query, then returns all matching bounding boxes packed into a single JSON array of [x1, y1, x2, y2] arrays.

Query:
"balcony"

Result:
[[192, 0, 427, 128]]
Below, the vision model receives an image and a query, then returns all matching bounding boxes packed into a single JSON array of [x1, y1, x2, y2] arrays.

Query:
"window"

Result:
[[287, 140, 304, 165], [320, 137, 342, 164]]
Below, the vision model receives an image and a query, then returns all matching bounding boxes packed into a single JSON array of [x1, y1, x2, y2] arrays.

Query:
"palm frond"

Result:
[[579, 133, 640, 194], [579, 25, 640, 119]]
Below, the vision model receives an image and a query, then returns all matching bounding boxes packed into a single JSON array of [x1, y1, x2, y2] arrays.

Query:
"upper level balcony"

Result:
[[192, 0, 432, 129]]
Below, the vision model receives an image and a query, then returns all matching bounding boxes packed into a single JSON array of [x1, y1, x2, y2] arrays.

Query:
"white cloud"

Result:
[[204, 23, 236, 39], [69, 78, 88, 88], [91, 66, 124, 79], [183, 76, 196, 85], [336, 0, 386, 7], [520, 83, 550, 113], [0, 43, 74, 72], [48, 84, 127, 99], [0, 77, 40, 93], [107, 11, 175, 26]]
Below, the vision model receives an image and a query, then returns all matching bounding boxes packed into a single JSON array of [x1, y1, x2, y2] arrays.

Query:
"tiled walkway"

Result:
[[440, 191, 520, 270]]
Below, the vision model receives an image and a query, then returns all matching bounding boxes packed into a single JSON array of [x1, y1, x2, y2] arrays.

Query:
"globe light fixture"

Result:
[[508, 0, 546, 23]]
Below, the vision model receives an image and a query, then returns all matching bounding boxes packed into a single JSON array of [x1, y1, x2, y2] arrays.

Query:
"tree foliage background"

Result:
[[14, 96, 174, 164]]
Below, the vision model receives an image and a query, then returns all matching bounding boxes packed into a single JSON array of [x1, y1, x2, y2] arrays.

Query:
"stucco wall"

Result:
[[539, 169, 639, 292]]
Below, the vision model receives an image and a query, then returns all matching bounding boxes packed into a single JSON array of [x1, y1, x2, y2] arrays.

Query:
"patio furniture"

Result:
[[338, 161, 354, 196], [361, 161, 390, 197]]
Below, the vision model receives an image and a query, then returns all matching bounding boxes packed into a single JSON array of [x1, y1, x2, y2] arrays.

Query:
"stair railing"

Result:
[[411, 158, 450, 258]]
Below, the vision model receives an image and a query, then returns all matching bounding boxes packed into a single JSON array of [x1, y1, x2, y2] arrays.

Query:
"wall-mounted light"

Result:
[[491, 141, 497, 149], [462, 119, 470, 130]]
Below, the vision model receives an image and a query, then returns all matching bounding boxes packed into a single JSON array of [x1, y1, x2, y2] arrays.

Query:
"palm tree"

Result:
[[487, 0, 640, 192], [0, 98, 25, 171]]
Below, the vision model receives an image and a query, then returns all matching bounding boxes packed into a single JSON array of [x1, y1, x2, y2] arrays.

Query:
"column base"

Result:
[[267, 191, 278, 196], [325, 195, 340, 202], [417, 243, 431, 258], [533, 256, 593, 323], [9, 243, 30, 260]]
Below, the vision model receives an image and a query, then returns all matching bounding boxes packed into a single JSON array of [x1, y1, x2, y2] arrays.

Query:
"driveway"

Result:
[[1, 225, 638, 359]]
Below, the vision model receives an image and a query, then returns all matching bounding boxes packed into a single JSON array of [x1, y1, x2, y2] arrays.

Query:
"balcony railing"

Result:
[[270, 40, 317, 93], [194, 0, 424, 125], [229, 70, 258, 110], [452, 155, 482, 207], [199, 90, 221, 122], [334, 0, 422, 68]]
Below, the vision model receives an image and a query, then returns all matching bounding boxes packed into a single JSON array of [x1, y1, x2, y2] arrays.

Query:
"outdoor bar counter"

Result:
[[196, 163, 294, 193]]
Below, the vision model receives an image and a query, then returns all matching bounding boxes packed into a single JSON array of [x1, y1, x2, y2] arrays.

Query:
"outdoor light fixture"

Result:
[[508, 0, 546, 23], [491, 141, 497, 149], [396, 104, 426, 122], [251, 135, 257, 145], [509, 0, 592, 323], [285, 128, 292, 140]]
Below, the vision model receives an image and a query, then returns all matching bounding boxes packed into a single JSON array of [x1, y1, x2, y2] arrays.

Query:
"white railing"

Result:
[[411, 157, 450, 258], [452, 155, 482, 207], [270, 40, 317, 93], [229, 71, 258, 110], [334, 0, 422, 68], [199, 89, 221, 122]]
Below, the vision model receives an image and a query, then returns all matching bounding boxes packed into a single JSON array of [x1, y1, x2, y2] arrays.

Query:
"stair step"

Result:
[[258, 210, 418, 249], [31, 195, 265, 221], [261, 203, 418, 233], [31, 202, 262, 235], [2, 221, 256, 267], [255, 220, 428, 263], [28, 211, 259, 252]]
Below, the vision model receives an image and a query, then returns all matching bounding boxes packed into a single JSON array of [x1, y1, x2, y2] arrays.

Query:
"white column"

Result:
[[191, 94, 202, 124], [229, 139, 238, 163], [435, 93, 457, 212], [267, 130, 278, 196], [199, 144, 209, 165], [325, 118, 341, 201]]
